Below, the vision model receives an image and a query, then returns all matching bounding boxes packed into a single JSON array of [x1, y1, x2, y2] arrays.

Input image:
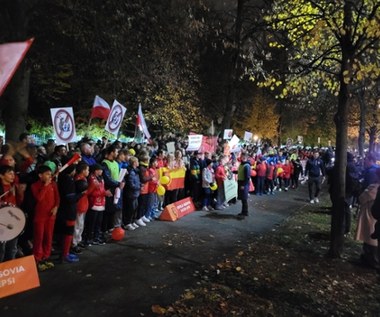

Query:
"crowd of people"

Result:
[[0, 132, 379, 275]]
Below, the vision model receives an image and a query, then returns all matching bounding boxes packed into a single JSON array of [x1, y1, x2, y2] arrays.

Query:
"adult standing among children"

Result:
[[361, 154, 379, 191], [101, 145, 125, 234], [189, 151, 203, 208], [80, 142, 97, 167], [305, 150, 325, 203], [237, 152, 251, 218], [123, 156, 141, 230], [356, 181, 379, 270]]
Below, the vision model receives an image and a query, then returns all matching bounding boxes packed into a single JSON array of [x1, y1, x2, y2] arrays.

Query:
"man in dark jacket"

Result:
[[305, 150, 325, 203]]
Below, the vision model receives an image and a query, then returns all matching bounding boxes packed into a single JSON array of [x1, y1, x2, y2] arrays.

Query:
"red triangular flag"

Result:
[[0, 38, 34, 96]]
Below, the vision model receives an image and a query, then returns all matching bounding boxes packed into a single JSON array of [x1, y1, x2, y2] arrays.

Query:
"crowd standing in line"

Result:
[[0, 132, 379, 276]]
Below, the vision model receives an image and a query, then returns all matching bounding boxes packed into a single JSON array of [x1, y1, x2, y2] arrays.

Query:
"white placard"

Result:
[[166, 142, 175, 154], [186, 134, 203, 152], [105, 100, 127, 136], [50, 107, 77, 144], [223, 129, 233, 140], [244, 131, 252, 141]]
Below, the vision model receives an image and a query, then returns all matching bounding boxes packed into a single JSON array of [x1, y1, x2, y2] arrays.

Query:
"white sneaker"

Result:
[[126, 224, 135, 231], [314, 197, 319, 203], [202, 206, 209, 211], [132, 223, 139, 229], [310, 199, 315, 204], [142, 216, 151, 223], [135, 219, 146, 227], [278, 188, 282, 192]]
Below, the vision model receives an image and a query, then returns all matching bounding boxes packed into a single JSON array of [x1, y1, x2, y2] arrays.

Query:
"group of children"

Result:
[[0, 134, 316, 272]]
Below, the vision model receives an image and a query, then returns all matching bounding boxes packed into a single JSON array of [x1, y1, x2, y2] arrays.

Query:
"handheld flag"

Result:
[[0, 38, 34, 96], [137, 103, 151, 140], [91, 95, 110, 120]]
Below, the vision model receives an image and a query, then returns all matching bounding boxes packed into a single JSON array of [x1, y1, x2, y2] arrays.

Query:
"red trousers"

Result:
[[33, 216, 56, 262]]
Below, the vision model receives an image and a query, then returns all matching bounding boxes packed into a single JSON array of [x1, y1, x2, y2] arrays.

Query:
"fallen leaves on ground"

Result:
[[155, 204, 380, 316]]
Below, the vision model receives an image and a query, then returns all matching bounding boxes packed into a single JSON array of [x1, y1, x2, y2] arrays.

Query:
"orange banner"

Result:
[[0, 255, 40, 299], [160, 197, 196, 222]]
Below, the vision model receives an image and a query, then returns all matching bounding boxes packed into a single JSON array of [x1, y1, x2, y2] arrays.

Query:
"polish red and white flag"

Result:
[[0, 38, 34, 96], [91, 95, 110, 120]]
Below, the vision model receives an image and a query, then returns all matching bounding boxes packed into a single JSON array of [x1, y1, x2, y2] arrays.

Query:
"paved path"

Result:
[[1, 185, 313, 317]]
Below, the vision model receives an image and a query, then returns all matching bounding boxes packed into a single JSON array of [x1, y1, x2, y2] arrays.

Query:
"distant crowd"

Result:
[[0, 132, 379, 274]]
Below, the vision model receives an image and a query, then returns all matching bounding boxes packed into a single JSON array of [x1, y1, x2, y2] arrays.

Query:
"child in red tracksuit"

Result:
[[266, 162, 276, 195], [256, 159, 267, 196], [282, 160, 292, 191], [31, 165, 60, 271], [84, 164, 111, 245], [146, 156, 159, 220]]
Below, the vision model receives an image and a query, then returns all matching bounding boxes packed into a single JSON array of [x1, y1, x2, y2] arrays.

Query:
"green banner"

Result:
[[224, 178, 237, 202]]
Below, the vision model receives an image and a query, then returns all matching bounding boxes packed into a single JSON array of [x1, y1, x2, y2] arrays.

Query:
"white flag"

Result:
[[137, 103, 151, 140]]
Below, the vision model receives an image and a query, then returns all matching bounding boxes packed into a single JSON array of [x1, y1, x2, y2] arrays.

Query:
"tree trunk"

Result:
[[328, 0, 354, 258], [368, 126, 377, 153], [221, 0, 244, 130], [1, 0, 32, 142], [3, 63, 30, 142], [357, 88, 366, 157]]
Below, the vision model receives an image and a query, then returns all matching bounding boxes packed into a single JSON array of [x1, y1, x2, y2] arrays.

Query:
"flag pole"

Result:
[[87, 117, 92, 132]]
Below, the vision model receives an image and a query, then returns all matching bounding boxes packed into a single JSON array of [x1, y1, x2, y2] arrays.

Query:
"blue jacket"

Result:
[[305, 157, 325, 177], [125, 166, 141, 199]]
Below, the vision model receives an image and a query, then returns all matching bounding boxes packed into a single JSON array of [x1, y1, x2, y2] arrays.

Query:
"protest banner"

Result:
[[0, 255, 40, 299], [160, 197, 196, 222]]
